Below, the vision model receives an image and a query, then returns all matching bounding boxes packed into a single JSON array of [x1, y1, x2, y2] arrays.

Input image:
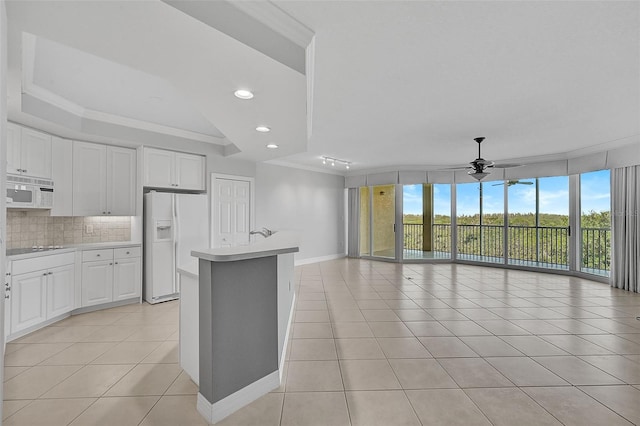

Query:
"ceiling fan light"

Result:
[[469, 170, 490, 181]]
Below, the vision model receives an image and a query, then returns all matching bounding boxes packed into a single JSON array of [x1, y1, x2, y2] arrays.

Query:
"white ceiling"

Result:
[[4, 1, 639, 173], [274, 0, 639, 172]]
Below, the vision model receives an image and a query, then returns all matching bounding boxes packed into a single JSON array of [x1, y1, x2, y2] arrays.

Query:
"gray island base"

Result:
[[189, 232, 299, 424]]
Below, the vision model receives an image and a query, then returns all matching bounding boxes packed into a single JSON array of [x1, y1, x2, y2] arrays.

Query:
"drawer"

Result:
[[114, 246, 141, 259], [12, 252, 75, 275], [82, 249, 114, 262]]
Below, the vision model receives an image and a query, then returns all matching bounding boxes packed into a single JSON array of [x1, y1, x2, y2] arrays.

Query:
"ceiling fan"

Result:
[[492, 179, 534, 187], [454, 137, 523, 181]]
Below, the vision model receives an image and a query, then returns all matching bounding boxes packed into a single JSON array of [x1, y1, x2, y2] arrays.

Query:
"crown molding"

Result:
[[265, 159, 347, 176], [229, 1, 314, 48]]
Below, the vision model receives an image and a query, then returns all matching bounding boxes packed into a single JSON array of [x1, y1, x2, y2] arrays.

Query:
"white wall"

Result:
[[255, 163, 345, 262]]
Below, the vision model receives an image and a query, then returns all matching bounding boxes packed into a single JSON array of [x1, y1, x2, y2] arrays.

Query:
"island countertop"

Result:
[[191, 230, 299, 262]]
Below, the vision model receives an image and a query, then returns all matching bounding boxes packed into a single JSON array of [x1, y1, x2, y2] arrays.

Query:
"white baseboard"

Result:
[[295, 253, 346, 266], [197, 370, 280, 424]]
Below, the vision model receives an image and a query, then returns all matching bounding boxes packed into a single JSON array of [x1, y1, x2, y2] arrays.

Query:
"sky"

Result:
[[402, 169, 610, 216]]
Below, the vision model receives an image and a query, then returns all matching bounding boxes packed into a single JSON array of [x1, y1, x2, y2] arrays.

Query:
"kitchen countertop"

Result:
[[7, 241, 142, 260], [191, 231, 299, 262]]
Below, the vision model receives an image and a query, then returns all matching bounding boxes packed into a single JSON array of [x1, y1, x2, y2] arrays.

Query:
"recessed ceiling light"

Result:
[[266, 143, 279, 149], [234, 89, 254, 100], [256, 126, 271, 133]]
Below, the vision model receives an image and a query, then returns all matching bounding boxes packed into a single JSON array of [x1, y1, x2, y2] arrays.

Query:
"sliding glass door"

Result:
[[360, 185, 397, 260]]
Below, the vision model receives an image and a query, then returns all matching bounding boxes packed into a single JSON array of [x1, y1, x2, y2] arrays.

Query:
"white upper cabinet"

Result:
[[107, 146, 137, 216], [50, 136, 74, 216], [73, 141, 136, 216], [143, 147, 205, 191], [143, 148, 174, 188], [6, 123, 22, 175], [73, 142, 107, 216], [6, 123, 52, 179], [175, 152, 205, 190]]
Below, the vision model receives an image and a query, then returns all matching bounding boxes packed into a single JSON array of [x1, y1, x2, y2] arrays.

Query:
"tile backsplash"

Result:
[[6, 211, 131, 249]]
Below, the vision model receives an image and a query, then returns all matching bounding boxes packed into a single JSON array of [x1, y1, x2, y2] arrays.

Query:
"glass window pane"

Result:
[[372, 185, 395, 258], [359, 186, 370, 256], [403, 184, 423, 255], [481, 182, 504, 262], [538, 176, 569, 268], [433, 184, 451, 257], [508, 179, 537, 265], [456, 182, 480, 259], [580, 170, 611, 276]]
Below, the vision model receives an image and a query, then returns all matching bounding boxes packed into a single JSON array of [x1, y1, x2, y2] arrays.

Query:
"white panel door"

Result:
[[11, 271, 47, 333], [143, 148, 174, 188], [6, 122, 21, 175], [20, 127, 52, 179], [213, 178, 251, 248], [234, 181, 251, 245], [215, 179, 234, 248], [73, 142, 107, 216], [47, 264, 75, 319], [175, 152, 204, 190], [107, 146, 136, 215], [113, 257, 141, 301], [81, 261, 113, 307]]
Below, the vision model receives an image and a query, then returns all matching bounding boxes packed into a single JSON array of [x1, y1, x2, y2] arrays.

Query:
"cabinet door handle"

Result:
[[108, 212, 111, 215], [42, 272, 47, 276], [96, 254, 101, 257], [126, 251, 130, 254], [109, 263, 113, 266], [115, 262, 118, 265], [5, 286, 10, 291], [102, 211, 106, 215], [5, 272, 10, 276], [5, 295, 9, 299]]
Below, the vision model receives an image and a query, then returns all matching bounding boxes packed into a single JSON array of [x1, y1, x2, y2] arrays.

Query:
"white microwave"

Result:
[[6, 175, 54, 209]]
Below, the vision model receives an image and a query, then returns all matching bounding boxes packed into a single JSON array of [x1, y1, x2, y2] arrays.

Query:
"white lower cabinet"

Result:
[[10, 252, 75, 335], [11, 271, 47, 333], [113, 257, 141, 301], [81, 247, 141, 307], [46, 265, 75, 320], [82, 260, 114, 307]]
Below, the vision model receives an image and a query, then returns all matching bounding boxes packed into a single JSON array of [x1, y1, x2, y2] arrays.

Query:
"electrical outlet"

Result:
[[85, 224, 93, 234]]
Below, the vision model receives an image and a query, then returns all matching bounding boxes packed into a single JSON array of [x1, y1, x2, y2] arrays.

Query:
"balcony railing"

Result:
[[403, 223, 610, 273], [581, 227, 611, 273]]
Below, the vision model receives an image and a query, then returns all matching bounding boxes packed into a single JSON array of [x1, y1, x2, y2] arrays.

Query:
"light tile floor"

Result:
[[4, 259, 640, 425]]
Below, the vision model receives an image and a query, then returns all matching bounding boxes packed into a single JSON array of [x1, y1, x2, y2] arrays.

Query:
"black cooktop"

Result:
[[7, 247, 66, 256]]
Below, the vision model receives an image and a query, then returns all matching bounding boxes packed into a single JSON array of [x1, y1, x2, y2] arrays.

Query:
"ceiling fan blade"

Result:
[[435, 166, 471, 171], [492, 182, 505, 186], [517, 181, 534, 185], [492, 163, 524, 169]]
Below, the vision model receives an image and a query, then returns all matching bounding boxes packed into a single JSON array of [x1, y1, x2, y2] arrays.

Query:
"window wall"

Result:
[[355, 169, 611, 277]]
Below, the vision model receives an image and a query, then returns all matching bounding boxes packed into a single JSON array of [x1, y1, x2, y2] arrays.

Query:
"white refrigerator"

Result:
[[144, 192, 209, 304]]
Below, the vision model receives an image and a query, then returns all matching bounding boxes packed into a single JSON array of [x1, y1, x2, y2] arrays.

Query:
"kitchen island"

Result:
[[184, 231, 298, 424]]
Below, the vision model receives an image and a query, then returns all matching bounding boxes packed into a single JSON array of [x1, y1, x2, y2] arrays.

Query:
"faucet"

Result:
[[250, 227, 273, 238]]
